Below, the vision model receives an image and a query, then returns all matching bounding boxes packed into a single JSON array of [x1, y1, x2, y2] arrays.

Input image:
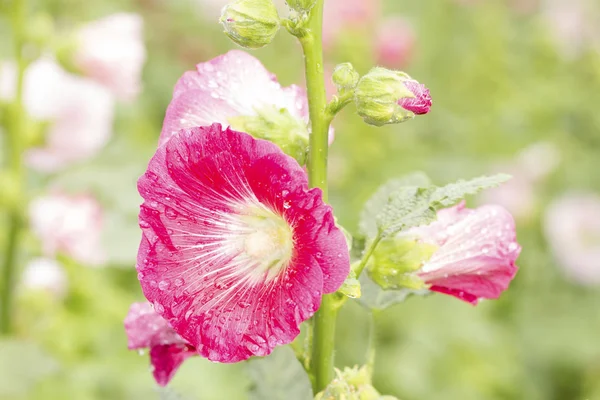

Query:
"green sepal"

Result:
[[220, 0, 280, 49]]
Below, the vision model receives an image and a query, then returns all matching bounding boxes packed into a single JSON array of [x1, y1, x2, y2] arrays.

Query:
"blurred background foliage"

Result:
[[1, 0, 600, 399]]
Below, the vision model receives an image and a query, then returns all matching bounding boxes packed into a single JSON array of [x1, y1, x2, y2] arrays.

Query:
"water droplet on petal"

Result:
[[158, 280, 170, 291]]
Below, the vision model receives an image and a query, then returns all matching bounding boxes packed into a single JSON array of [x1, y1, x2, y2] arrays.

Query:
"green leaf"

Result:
[[429, 174, 511, 209], [246, 346, 313, 400], [0, 339, 59, 398], [338, 269, 361, 299], [359, 171, 431, 238], [376, 186, 438, 237]]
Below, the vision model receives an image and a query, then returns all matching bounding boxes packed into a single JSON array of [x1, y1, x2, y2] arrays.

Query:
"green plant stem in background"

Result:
[[354, 233, 382, 278], [365, 311, 378, 379], [299, 0, 336, 393], [1, 0, 27, 335]]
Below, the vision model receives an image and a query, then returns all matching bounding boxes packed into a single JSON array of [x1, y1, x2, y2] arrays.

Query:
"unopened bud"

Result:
[[332, 62, 360, 91], [354, 67, 431, 126], [220, 0, 280, 49], [285, 0, 317, 13]]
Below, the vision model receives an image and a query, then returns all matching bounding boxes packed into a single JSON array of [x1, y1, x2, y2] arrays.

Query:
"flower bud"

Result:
[[285, 0, 317, 13], [220, 0, 280, 49], [332, 62, 360, 91], [354, 67, 431, 126]]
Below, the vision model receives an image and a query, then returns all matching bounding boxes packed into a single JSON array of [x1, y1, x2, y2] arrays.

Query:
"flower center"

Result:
[[238, 205, 293, 282]]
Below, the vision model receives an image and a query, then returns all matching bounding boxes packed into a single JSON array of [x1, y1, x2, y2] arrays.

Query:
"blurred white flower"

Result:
[[21, 258, 68, 298], [544, 193, 600, 285], [0, 58, 114, 172], [541, 0, 600, 57], [480, 141, 560, 220], [29, 193, 105, 266], [75, 13, 146, 101]]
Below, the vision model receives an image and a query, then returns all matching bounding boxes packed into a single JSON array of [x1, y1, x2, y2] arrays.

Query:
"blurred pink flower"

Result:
[[137, 124, 349, 362], [0, 58, 114, 172], [158, 50, 335, 147], [322, 0, 381, 47], [29, 193, 104, 266], [410, 202, 521, 304], [21, 258, 68, 298], [544, 193, 600, 285], [480, 142, 560, 220], [75, 13, 146, 101], [375, 17, 415, 68], [125, 302, 196, 386]]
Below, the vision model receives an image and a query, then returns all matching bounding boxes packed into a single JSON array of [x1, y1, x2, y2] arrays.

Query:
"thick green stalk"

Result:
[[1, 0, 27, 335], [299, 0, 336, 393]]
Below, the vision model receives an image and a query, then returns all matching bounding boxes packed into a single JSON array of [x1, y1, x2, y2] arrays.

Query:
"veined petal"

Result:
[[159, 51, 308, 146], [137, 124, 349, 362]]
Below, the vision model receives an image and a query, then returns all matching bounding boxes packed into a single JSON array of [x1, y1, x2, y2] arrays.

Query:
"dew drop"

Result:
[[158, 280, 170, 291], [508, 242, 518, 252], [137, 272, 144, 280], [283, 200, 291, 209], [174, 278, 184, 287], [153, 301, 164, 314], [238, 301, 251, 308], [137, 349, 146, 356]]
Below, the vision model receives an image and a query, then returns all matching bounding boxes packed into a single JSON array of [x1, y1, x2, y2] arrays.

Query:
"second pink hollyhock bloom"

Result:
[[160, 50, 315, 147], [375, 17, 415, 69], [409, 202, 521, 304], [75, 13, 146, 101], [137, 124, 349, 363]]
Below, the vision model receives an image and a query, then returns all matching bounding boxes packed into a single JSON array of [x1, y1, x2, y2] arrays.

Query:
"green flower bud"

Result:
[[368, 236, 437, 290], [228, 106, 309, 164], [220, 0, 280, 49], [332, 62, 360, 91], [354, 67, 432, 126], [285, 0, 317, 13]]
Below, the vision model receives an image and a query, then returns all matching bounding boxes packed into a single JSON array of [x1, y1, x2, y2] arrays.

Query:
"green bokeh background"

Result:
[[1, 0, 600, 399]]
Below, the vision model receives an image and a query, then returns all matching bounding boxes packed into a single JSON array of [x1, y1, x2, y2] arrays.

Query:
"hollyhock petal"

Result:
[[29, 193, 104, 266], [125, 302, 195, 386], [159, 51, 310, 147], [137, 124, 349, 362], [411, 202, 520, 304], [398, 80, 432, 115], [75, 13, 146, 101]]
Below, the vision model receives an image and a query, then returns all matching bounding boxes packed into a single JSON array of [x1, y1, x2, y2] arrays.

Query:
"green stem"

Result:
[[298, 0, 336, 393], [365, 311, 378, 379], [354, 233, 382, 278], [1, 0, 27, 335]]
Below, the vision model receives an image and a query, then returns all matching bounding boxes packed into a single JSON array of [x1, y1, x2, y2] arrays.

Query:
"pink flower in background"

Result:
[[75, 13, 146, 101], [409, 202, 521, 304], [159, 50, 335, 147], [375, 17, 415, 68], [480, 142, 560, 220], [0, 58, 114, 172], [21, 258, 68, 298], [137, 124, 349, 362], [29, 193, 104, 266], [125, 302, 196, 386], [322, 0, 381, 47], [398, 80, 432, 115], [544, 193, 600, 285]]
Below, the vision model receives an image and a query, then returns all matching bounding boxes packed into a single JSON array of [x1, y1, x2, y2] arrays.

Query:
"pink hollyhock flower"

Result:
[[29, 193, 104, 266], [375, 17, 415, 69], [544, 193, 600, 285], [21, 258, 68, 298], [137, 124, 349, 362], [322, 0, 381, 47], [409, 202, 521, 304], [0, 58, 114, 172], [125, 302, 196, 386], [159, 50, 333, 147], [75, 13, 146, 101]]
